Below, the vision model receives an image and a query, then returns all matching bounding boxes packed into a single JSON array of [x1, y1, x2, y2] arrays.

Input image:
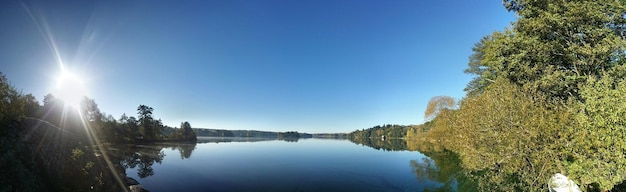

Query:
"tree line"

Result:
[[349, 124, 415, 140], [194, 128, 348, 139], [0, 71, 197, 191], [347, 124, 417, 151], [39, 94, 197, 143]]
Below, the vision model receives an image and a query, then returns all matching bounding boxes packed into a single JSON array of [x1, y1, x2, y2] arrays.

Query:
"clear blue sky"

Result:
[[0, 0, 515, 133]]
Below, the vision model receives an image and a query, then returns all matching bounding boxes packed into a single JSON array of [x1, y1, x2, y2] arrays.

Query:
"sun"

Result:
[[53, 71, 87, 109]]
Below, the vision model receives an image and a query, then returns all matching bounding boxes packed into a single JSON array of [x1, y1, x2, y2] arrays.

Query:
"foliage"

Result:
[[463, 35, 502, 96], [170, 121, 197, 141], [0, 72, 28, 135], [119, 113, 140, 142], [194, 128, 235, 137], [406, 121, 434, 139], [137, 105, 159, 141], [412, 0, 626, 191], [424, 96, 455, 121], [418, 80, 573, 191], [22, 94, 39, 117], [567, 75, 626, 189], [416, 77, 626, 190], [349, 124, 413, 140], [467, 0, 626, 100], [0, 70, 199, 191], [0, 72, 44, 191]]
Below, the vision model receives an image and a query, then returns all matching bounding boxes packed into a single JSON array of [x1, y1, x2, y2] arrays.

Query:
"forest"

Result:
[[349, 124, 415, 139], [404, 0, 626, 191]]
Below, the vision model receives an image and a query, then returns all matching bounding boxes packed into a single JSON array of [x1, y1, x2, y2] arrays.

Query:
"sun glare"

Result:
[[53, 71, 87, 109]]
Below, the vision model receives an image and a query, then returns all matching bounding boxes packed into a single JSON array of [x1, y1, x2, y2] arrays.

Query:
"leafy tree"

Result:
[[567, 74, 626, 189], [426, 80, 572, 191], [448, 0, 626, 190], [468, 0, 626, 99], [424, 96, 455, 121], [464, 35, 501, 96], [406, 124, 431, 139]]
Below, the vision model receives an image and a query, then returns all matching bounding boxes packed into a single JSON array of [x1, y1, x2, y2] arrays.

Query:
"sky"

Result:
[[0, 0, 515, 133]]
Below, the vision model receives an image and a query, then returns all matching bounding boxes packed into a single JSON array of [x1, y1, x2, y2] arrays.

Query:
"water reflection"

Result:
[[409, 149, 476, 191], [349, 138, 478, 191], [108, 142, 196, 179], [196, 136, 300, 143], [110, 138, 304, 181], [348, 137, 408, 151], [108, 138, 477, 191]]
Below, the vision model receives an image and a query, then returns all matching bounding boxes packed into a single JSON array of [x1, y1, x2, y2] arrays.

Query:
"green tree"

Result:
[[567, 75, 626, 190], [464, 35, 502, 96], [429, 80, 572, 191], [124, 115, 140, 142], [179, 121, 197, 141], [452, 1, 626, 190], [468, 0, 626, 99], [137, 105, 155, 141]]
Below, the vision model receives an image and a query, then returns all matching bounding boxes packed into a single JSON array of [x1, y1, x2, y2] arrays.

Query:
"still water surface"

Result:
[[117, 138, 464, 192]]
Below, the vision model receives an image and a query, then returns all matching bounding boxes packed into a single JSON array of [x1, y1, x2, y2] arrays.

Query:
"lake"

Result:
[[111, 138, 471, 192]]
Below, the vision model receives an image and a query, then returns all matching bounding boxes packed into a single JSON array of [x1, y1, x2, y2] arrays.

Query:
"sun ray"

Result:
[[21, 3, 127, 190], [76, 107, 128, 191], [21, 2, 65, 71]]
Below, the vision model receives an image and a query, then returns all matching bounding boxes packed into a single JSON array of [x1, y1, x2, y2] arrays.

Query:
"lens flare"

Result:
[[53, 71, 87, 109]]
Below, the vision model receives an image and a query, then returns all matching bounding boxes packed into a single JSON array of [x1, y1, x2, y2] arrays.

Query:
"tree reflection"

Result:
[[348, 138, 408, 151], [111, 142, 197, 179], [349, 137, 478, 191], [411, 157, 440, 183], [280, 138, 299, 142], [196, 137, 277, 143], [177, 143, 196, 159], [408, 140, 478, 192]]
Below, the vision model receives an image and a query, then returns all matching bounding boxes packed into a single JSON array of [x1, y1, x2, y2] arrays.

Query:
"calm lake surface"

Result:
[[115, 138, 467, 192]]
